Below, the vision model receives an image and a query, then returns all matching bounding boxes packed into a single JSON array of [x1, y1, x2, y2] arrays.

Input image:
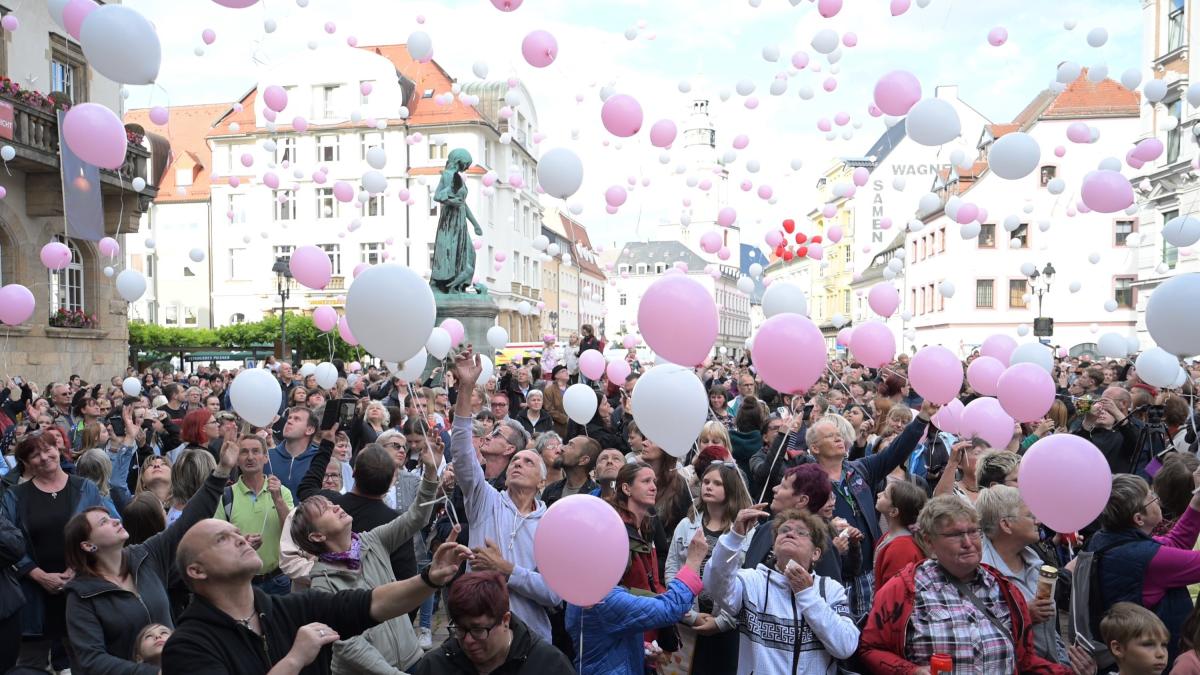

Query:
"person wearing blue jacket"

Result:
[[265, 407, 319, 497], [565, 527, 709, 674]]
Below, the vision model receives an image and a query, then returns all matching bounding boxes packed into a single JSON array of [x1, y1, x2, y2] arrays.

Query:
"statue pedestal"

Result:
[[433, 292, 500, 372]]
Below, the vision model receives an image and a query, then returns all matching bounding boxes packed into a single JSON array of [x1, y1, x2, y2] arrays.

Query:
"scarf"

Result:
[[318, 531, 363, 571]]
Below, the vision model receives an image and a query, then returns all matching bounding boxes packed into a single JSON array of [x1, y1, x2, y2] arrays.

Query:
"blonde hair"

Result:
[[698, 421, 731, 451], [976, 485, 1024, 537]]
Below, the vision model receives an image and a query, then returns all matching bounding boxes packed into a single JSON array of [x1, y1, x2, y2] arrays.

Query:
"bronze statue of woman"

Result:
[[429, 148, 484, 294]]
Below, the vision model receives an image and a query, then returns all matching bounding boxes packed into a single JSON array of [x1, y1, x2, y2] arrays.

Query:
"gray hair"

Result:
[[804, 416, 849, 449], [376, 429, 402, 447], [471, 419, 487, 437], [534, 431, 562, 455], [365, 400, 391, 426], [526, 389, 544, 401], [917, 494, 979, 549], [76, 448, 113, 498], [976, 485, 1024, 537], [501, 419, 529, 452]]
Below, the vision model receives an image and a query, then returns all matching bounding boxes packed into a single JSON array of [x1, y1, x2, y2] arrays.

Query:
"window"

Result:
[[165, 305, 178, 326], [842, 289, 851, 314], [175, 167, 194, 187], [228, 248, 250, 279], [636, 263, 647, 275], [228, 194, 248, 223], [183, 267, 196, 278], [230, 313, 245, 324], [428, 187, 438, 217], [317, 135, 339, 163], [360, 132, 382, 160], [1039, 166, 1057, 187], [974, 281, 993, 308], [360, 242, 384, 265], [184, 307, 198, 326], [655, 263, 667, 274], [428, 143, 448, 160], [979, 223, 996, 248], [939, 227, 947, 253], [314, 85, 337, 118], [1009, 279, 1028, 309], [1115, 276, 1135, 309], [48, 236, 84, 314], [315, 187, 336, 219], [1115, 218, 1136, 246], [276, 137, 296, 164], [365, 192, 385, 217], [146, 254, 156, 279], [319, 244, 341, 275], [1009, 223, 1029, 249], [1169, 0, 1186, 52], [50, 35, 87, 104], [618, 264, 629, 274], [273, 245, 294, 265], [1167, 98, 1183, 164], [359, 80, 374, 104], [274, 190, 295, 221], [925, 286, 934, 314], [1163, 209, 1180, 268]]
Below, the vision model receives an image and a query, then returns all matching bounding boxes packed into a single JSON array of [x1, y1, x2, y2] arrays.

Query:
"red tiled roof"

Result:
[[558, 213, 605, 279], [1041, 71, 1140, 119], [125, 103, 230, 203], [360, 45, 487, 126], [986, 123, 1019, 139]]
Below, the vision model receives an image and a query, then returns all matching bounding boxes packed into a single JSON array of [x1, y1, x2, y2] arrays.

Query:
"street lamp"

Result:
[[1029, 262, 1056, 338], [272, 258, 292, 362]]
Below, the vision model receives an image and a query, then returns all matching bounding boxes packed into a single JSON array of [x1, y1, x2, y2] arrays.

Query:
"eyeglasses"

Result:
[[381, 441, 404, 450], [776, 525, 812, 540], [936, 528, 982, 542], [449, 621, 500, 641], [1143, 493, 1161, 511]]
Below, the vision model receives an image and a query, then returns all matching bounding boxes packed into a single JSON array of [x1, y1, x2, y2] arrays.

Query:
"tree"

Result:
[[128, 315, 358, 363]]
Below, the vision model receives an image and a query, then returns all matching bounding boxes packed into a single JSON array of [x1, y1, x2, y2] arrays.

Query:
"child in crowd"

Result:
[[1101, 602, 1169, 675], [133, 623, 172, 667], [872, 478, 927, 587]]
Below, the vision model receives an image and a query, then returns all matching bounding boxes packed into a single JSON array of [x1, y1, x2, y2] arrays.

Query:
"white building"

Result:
[[539, 208, 606, 340], [125, 43, 548, 344], [904, 73, 1141, 356], [1130, 0, 1200, 348]]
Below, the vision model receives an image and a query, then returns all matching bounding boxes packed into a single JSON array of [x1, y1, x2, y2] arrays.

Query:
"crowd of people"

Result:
[[1, 340, 1199, 674]]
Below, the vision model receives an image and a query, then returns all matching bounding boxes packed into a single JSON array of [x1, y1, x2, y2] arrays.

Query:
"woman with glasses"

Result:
[[170, 409, 219, 463], [934, 439, 988, 506], [665, 462, 753, 675], [135, 454, 173, 514], [860, 495, 1092, 674], [704, 506, 859, 674], [1079, 470, 1200, 665]]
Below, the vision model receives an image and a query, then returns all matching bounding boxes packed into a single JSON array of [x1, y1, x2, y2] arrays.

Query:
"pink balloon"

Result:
[[979, 334, 1017, 363], [792, 51, 810, 69], [699, 230, 722, 254], [955, 202, 979, 225], [441, 319, 465, 348], [808, 243, 824, 260], [909, 346, 964, 405], [0, 284, 35, 325], [754, 314, 827, 393], [605, 185, 628, 207], [890, 0, 911, 15], [757, 185, 773, 200], [817, 0, 842, 17], [849, 321, 895, 368], [873, 70, 921, 116], [521, 30, 558, 68], [717, 247, 731, 261], [40, 242, 72, 270], [360, 81, 373, 97], [606, 359, 631, 384], [637, 275, 717, 367], [933, 398, 964, 434], [352, 262, 369, 278], [717, 207, 737, 227], [1066, 121, 1091, 143], [62, 103, 127, 170], [827, 226, 843, 243], [263, 85, 288, 113], [649, 119, 677, 148], [600, 94, 643, 138], [1080, 170, 1134, 213], [98, 236, 120, 258], [333, 181, 355, 203], [732, 134, 749, 150], [579, 349, 606, 380], [212, 0, 259, 6], [202, 28, 216, 45], [149, 106, 169, 126], [852, 167, 869, 186], [337, 318, 358, 346], [842, 32, 858, 47], [836, 326, 854, 347], [534, 494, 628, 606], [289, 245, 332, 290], [1054, 145, 1066, 157], [263, 172, 280, 189], [959, 397, 1014, 449], [313, 306, 338, 332], [867, 283, 900, 318], [1131, 138, 1164, 162], [987, 26, 1008, 46], [63, 0, 98, 39], [292, 116, 309, 133], [622, 335, 639, 349], [1020, 435, 1112, 533], [765, 230, 783, 247], [1, 14, 19, 31], [490, 0, 523, 11], [966, 356, 1005, 396], [997, 363, 1055, 422]]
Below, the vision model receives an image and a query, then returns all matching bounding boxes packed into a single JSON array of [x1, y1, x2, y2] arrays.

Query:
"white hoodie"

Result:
[[704, 530, 860, 675]]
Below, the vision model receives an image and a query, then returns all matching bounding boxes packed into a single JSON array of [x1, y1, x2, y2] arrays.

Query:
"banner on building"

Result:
[[0, 101, 14, 140], [57, 109, 105, 241]]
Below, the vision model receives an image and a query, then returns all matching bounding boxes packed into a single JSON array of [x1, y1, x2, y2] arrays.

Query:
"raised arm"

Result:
[[450, 348, 495, 518], [371, 449, 438, 554], [368, 541, 472, 623], [796, 578, 859, 660], [298, 431, 337, 502], [860, 402, 936, 487]]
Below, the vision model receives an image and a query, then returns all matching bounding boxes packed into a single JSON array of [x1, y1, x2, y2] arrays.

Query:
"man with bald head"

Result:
[[163, 518, 470, 674], [446, 347, 561, 642], [1073, 387, 1141, 475]]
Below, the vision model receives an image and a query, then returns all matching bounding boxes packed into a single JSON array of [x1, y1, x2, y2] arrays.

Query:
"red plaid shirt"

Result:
[[905, 560, 1017, 674]]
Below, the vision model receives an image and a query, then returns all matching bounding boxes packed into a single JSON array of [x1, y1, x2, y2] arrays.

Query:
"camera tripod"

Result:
[[1135, 404, 1173, 477]]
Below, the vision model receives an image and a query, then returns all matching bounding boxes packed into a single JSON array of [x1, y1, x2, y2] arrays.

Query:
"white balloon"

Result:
[[1088, 253, 1101, 264], [1086, 64, 1109, 82], [1136, 347, 1181, 388], [1121, 68, 1143, 91], [1145, 79, 1168, 103], [362, 170, 387, 194], [938, 280, 956, 298], [1086, 27, 1108, 47], [1189, 83, 1200, 108], [426, 327, 452, 359], [0, 146, 13, 162], [1020, 262, 1037, 277], [486, 325, 509, 350], [563, 383, 598, 425], [1146, 273, 1200, 356], [314, 362, 338, 389], [547, 243, 561, 257], [532, 235, 549, 251], [1057, 62, 1082, 84], [1164, 215, 1200, 247], [632, 364, 707, 457], [121, 377, 141, 397], [478, 354, 494, 383], [472, 61, 489, 79], [132, 177, 146, 192], [811, 28, 839, 54], [761, 280, 808, 318], [1069, 280, 1082, 293], [918, 192, 941, 214], [298, 363, 317, 377], [189, 248, 205, 263], [960, 221, 981, 239], [79, 5, 161, 85], [1103, 299, 1118, 312], [1009, 341, 1053, 374], [49, 0, 70, 28], [1046, 177, 1065, 194], [1017, 325, 1030, 337], [988, 132, 1041, 180], [749, 263, 763, 278], [1098, 332, 1129, 358], [407, 31, 433, 61], [536, 148, 584, 199], [345, 264, 435, 362], [400, 348, 428, 382], [229, 368, 283, 428], [737, 276, 755, 295], [365, 146, 387, 170], [906, 98, 961, 147], [1172, 366, 1188, 389], [831, 314, 847, 329], [115, 269, 147, 302]]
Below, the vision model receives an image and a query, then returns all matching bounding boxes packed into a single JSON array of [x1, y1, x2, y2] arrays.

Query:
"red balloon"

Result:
[[782, 219, 795, 233], [796, 232, 808, 243], [774, 245, 785, 258], [782, 249, 794, 261], [811, 235, 823, 244], [797, 245, 809, 257]]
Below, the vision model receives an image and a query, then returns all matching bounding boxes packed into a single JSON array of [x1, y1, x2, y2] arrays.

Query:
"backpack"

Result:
[[218, 485, 234, 521], [1069, 541, 1124, 671]]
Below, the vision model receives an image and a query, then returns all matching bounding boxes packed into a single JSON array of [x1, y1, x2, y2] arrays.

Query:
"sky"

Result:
[[122, 0, 1144, 252]]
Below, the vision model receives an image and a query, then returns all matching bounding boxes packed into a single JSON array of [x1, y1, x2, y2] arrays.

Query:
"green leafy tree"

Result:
[[128, 314, 357, 364]]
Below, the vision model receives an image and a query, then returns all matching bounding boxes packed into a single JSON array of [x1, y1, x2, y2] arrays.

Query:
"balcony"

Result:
[[4, 96, 158, 234]]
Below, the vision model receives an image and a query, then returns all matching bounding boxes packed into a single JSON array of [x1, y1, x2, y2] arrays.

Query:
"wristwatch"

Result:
[[419, 565, 446, 589]]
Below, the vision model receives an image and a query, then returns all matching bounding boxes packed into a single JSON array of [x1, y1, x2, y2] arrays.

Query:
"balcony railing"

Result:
[[8, 96, 153, 186]]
